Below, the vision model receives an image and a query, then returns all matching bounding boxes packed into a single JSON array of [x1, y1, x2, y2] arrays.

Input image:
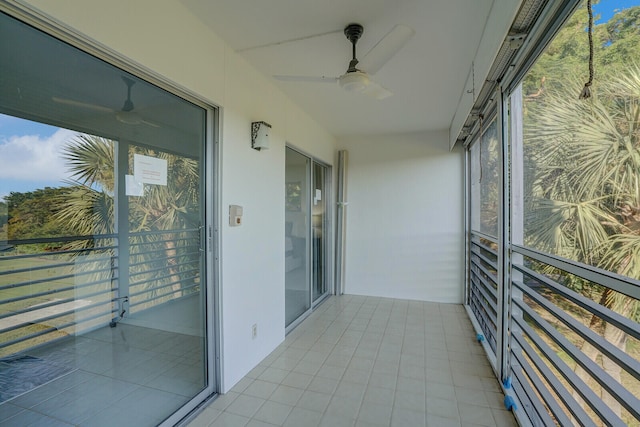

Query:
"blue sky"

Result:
[[0, 114, 74, 202], [594, 0, 638, 23]]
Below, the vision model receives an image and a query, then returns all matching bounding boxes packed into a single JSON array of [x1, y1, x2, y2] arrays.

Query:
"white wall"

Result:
[[18, 0, 336, 392], [338, 131, 464, 303]]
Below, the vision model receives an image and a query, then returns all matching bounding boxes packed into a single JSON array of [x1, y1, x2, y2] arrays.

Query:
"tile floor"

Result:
[[188, 295, 518, 427], [0, 323, 205, 426]]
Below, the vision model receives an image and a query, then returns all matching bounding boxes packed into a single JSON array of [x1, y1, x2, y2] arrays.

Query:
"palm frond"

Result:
[[62, 135, 115, 192]]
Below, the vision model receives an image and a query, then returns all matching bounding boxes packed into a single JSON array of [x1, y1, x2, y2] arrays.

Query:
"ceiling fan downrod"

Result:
[[344, 23, 363, 72]]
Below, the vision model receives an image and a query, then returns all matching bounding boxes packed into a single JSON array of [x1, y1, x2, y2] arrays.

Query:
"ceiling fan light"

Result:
[[339, 71, 369, 92]]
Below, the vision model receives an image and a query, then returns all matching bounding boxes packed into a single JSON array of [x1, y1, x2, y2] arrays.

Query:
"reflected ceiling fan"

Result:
[[53, 76, 159, 127], [274, 23, 415, 100]]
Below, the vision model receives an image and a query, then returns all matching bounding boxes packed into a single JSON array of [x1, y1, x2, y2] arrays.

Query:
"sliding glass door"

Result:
[[0, 11, 214, 426], [285, 147, 330, 329], [285, 149, 311, 327], [312, 163, 329, 302]]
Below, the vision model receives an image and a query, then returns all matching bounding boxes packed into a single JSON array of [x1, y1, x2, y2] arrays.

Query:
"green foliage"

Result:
[[3, 187, 77, 252], [478, 119, 500, 237], [601, 6, 640, 67], [523, 3, 640, 323], [525, 3, 640, 98]]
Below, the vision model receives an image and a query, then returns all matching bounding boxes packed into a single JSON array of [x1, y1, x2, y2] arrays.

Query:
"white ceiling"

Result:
[[180, 0, 495, 138]]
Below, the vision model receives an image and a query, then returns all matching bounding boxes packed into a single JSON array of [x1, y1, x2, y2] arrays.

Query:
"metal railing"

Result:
[[469, 231, 499, 356], [127, 229, 201, 313], [0, 228, 201, 357], [509, 245, 640, 426]]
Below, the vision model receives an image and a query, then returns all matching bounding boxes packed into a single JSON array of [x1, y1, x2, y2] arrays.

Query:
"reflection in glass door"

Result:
[[0, 10, 213, 426], [285, 148, 311, 327]]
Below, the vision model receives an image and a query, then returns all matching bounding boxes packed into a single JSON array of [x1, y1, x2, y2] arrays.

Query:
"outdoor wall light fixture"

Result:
[[251, 121, 271, 150]]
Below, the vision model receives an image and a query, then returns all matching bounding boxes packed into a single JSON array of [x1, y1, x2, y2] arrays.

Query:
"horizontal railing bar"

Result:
[[0, 275, 116, 306], [471, 246, 498, 271], [515, 280, 640, 382], [514, 302, 634, 424], [129, 292, 199, 309], [129, 262, 199, 278], [469, 292, 497, 345], [470, 258, 498, 289], [0, 255, 114, 277], [0, 295, 118, 334], [129, 228, 199, 237], [470, 283, 498, 328], [129, 248, 199, 260], [129, 237, 198, 248], [0, 307, 118, 350], [470, 230, 498, 245], [511, 364, 569, 427], [128, 247, 185, 262], [514, 263, 640, 342], [470, 270, 499, 309], [470, 263, 498, 301], [0, 287, 116, 321], [0, 245, 117, 262], [129, 270, 198, 291], [129, 288, 192, 309], [512, 337, 596, 426], [472, 295, 497, 334], [129, 284, 199, 308], [470, 237, 499, 258], [6, 233, 117, 246], [469, 305, 490, 339], [470, 252, 498, 276], [0, 273, 73, 291], [129, 276, 198, 298], [514, 315, 623, 426], [2, 229, 194, 255], [513, 244, 640, 301], [0, 264, 114, 292], [128, 250, 200, 268]]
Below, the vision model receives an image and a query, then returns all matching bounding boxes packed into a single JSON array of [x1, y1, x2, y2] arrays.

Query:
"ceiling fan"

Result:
[[274, 23, 415, 100], [53, 76, 159, 127]]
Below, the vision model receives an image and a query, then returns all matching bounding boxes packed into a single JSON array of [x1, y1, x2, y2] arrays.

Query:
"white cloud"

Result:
[[0, 129, 78, 182]]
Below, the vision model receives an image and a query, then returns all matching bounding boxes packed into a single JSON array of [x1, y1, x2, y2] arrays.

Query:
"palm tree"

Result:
[[523, 65, 640, 419], [55, 135, 115, 245], [55, 135, 201, 311]]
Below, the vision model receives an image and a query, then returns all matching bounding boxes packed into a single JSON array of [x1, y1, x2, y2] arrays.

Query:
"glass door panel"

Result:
[[285, 148, 311, 327], [0, 11, 212, 426], [121, 144, 206, 398], [312, 163, 328, 302]]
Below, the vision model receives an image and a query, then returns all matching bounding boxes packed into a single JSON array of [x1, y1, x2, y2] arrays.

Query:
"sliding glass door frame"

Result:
[[311, 160, 332, 307], [285, 145, 332, 334], [0, 4, 221, 425]]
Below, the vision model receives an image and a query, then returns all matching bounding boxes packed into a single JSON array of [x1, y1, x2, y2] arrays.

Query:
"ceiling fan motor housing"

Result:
[[339, 71, 369, 92]]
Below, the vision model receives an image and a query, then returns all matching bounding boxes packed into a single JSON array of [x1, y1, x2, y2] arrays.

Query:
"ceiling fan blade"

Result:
[[115, 111, 160, 128], [362, 81, 393, 100], [237, 29, 342, 53], [358, 24, 415, 75], [274, 75, 338, 83], [52, 96, 114, 113], [140, 118, 160, 128]]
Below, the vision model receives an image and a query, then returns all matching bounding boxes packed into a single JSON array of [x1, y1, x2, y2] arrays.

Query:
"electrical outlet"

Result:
[[252, 323, 257, 339]]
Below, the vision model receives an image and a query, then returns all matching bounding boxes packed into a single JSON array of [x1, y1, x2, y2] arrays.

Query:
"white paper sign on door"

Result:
[[134, 154, 167, 186], [125, 174, 144, 196]]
